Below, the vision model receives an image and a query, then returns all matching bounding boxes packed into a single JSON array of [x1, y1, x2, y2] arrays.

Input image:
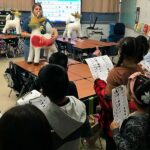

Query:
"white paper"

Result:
[[29, 95, 50, 110], [17, 89, 50, 109], [112, 85, 129, 126], [17, 90, 41, 105], [85, 55, 114, 81]]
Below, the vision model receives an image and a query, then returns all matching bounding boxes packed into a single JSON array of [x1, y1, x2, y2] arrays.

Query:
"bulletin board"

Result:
[[120, 0, 137, 29]]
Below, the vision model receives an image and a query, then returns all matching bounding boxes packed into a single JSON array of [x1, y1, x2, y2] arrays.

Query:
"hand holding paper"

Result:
[[112, 85, 129, 126], [85, 55, 114, 81]]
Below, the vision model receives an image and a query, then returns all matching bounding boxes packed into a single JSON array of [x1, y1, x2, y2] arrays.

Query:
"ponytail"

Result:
[[116, 51, 124, 67]]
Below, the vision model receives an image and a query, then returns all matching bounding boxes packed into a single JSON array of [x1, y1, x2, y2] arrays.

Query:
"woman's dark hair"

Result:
[[32, 3, 42, 12], [116, 36, 149, 67], [38, 64, 69, 103], [0, 104, 51, 150]]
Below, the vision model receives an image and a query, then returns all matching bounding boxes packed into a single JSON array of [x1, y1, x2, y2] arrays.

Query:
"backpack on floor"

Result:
[[4, 61, 40, 97], [4, 61, 25, 93]]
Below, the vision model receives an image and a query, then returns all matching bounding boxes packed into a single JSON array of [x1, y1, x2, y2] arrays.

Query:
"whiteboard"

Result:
[[136, 0, 150, 24]]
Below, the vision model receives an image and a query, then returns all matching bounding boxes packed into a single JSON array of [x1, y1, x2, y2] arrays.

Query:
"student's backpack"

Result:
[[4, 61, 40, 97], [4, 61, 25, 93]]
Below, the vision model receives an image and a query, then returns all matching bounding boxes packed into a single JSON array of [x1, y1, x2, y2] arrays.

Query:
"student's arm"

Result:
[[21, 32, 31, 38], [105, 68, 119, 96], [94, 78, 107, 99], [81, 117, 97, 145], [105, 82, 116, 96], [110, 118, 145, 150]]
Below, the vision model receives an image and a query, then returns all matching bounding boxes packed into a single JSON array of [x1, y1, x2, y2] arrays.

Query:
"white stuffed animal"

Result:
[[63, 12, 82, 40], [27, 17, 57, 65], [2, 10, 22, 34]]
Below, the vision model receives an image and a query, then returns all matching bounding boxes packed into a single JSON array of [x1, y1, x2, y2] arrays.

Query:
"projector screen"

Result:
[[35, 0, 81, 22]]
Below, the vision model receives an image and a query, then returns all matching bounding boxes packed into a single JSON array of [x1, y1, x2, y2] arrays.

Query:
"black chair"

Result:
[[101, 23, 125, 63], [108, 23, 125, 43]]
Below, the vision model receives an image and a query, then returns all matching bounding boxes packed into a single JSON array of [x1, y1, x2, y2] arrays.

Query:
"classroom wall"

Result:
[[123, 0, 150, 38], [1, 0, 119, 40], [18, 11, 118, 40]]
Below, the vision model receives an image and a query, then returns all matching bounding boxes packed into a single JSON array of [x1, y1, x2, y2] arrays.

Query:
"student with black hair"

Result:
[[49, 52, 79, 98], [94, 35, 149, 150], [38, 64, 94, 150], [106, 36, 149, 95], [0, 104, 52, 150], [110, 72, 150, 150]]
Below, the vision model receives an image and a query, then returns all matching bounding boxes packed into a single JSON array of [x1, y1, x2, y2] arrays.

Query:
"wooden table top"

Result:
[[68, 63, 92, 79], [15, 60, 92, 80], [0, 34, 18, 40], [15, 60, 46, 76], [57, 37, 117, 50], [15, 60, 95, 100], [74, 79, 95, 99], [68, 71, 82, 81]]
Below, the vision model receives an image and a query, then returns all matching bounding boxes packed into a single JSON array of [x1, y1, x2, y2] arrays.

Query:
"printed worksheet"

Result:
[[17, 90, 50, 109], [112, 85, 129, 126], [29, 96, 50, 110], [85, 55, 114, 81], [17, 90, 41, 105]]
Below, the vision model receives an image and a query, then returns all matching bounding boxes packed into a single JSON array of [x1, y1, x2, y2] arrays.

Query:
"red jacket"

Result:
[[94, 79, 136, 137]]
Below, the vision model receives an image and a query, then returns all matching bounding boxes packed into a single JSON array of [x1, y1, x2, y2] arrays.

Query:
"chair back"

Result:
[[114, 23, 125, 36], [108, 23, 125, 42], [107, 23, 125, 57]]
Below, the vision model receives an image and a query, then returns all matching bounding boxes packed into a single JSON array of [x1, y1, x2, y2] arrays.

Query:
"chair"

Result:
[[101, 23, 125, 64], [108, 23, 125, 43]]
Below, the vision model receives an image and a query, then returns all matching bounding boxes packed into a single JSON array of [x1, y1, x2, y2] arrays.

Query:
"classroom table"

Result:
[[15, 59, 46, 76], [57, 37, 116, 49], [0, 34, 18, 40], [56, 37, 117, 59], [74, 79, 95, 99], [15, 59, 95, 100], [68, 63, 92, 79]]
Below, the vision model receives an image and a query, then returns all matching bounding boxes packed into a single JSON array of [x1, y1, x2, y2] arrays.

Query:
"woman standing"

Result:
[[21, 3, 58, 61]]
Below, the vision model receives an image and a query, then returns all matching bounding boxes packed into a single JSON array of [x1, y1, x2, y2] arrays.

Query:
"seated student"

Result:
[[94, 36, 149, 150], [38, 64, 94, 150], [0, 104, 52, 150], [110, 72, 150, 150], [49, 52, 79, 98]]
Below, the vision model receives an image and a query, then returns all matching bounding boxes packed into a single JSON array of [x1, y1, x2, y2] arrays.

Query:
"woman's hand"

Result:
[[21, 31, 30, 38], [51, 28, 58, 41], [110, 120, 119, 130]]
